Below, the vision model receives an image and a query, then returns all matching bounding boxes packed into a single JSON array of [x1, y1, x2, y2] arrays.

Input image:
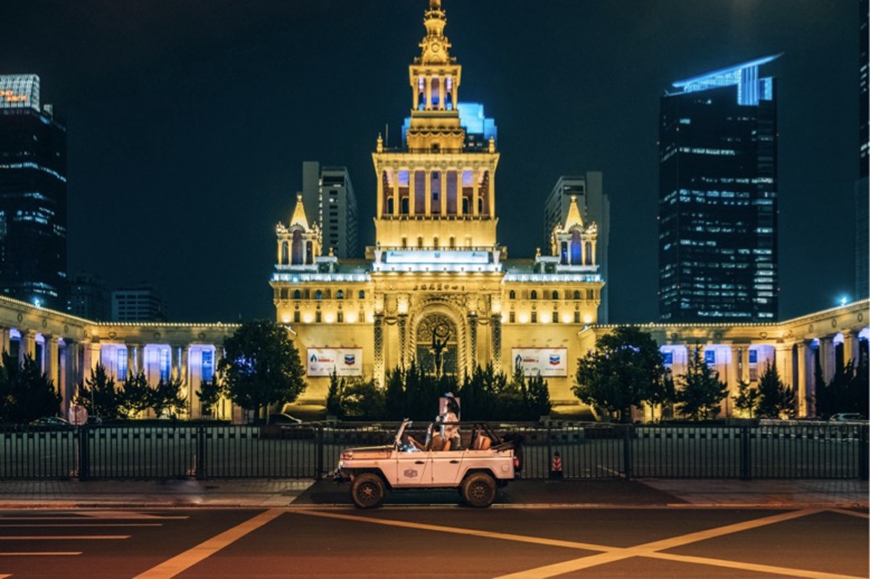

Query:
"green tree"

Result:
[[339, 377, 386, 419], [732, 379, 760, 418], [77, 363, 120, 419], [756, 362, 796, 419], [117, 372, 152, 418], [674, 346, 728, 420], [573, 326, 669, 422], [326, 370, 346, 418], [196, 376, 224, 418], [150, 377, 186, 418], [1, 354, 60, 423], [218, 320, 307, 423]]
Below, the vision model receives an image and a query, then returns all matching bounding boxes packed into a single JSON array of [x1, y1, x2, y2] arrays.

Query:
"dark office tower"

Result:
[[856, 0, 868, 300], [0, 75, 67, 311], [68, 272, 110, 321], [658, 56, 779, 323]]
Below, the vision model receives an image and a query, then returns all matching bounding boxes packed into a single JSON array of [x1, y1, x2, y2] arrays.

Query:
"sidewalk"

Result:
[[0, 478, 866, 509]]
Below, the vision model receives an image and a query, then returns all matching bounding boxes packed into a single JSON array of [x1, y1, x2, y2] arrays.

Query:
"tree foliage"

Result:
[[116, 372, 151, 418], [674, 347, 728, 420], [218, 320, 307, 422], [150, 377, 186, 418], [76, 363, 120, 419], [196, 376, 224, 418], [756, 362, 796, 419], [815, 348, 869, 418], [573, 326, 669, 422], [732, 379, 760, 418], [0, 354, 60, 423]]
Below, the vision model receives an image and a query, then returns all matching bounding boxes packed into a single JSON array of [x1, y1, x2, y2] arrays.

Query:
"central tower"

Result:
[[372, 0, 500, 254]]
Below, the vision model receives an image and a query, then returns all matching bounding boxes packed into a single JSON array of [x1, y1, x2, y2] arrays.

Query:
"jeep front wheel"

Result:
[[461, 472, 496, 508], [351, 473, 385, 509]]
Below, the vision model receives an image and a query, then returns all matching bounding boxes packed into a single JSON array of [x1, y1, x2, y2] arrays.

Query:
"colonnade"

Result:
[[377, 168, 493, 220]]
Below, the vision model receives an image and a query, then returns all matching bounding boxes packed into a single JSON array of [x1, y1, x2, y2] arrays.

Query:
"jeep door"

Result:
[[395, 452, 431, 486], [429, 450, 464, 485]]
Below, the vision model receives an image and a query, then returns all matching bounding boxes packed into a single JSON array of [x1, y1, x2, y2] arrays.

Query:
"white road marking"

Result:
[[133, 509, 284, 579]]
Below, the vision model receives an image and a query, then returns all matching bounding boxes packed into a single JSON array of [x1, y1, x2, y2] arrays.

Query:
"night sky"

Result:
[[0, 0, 861, 324]]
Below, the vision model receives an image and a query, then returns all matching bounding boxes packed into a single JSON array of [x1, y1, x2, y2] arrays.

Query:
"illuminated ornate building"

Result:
[[270, 0, 603, 405], [0, 2, 863, 424]]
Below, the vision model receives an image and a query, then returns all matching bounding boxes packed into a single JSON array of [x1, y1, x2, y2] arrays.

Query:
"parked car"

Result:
[[267, 413, 302, 424], [828, 413, 866, 422], [30, 416, 71, 427]]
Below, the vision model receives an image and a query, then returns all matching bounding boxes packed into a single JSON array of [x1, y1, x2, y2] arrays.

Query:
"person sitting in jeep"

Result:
[[406, 422, 451, 451]]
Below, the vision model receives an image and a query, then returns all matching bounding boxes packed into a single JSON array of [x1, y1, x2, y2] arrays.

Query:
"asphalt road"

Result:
[[0, 506, 865, 578]]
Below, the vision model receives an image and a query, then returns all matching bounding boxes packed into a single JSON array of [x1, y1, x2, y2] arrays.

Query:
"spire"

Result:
[[419, 0, 452, 65], [290, 194, 310, 230], [564, 196, 584, 230]]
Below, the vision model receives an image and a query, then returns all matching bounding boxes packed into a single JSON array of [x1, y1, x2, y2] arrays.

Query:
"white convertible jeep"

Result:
[[334, 419, 523, 508]]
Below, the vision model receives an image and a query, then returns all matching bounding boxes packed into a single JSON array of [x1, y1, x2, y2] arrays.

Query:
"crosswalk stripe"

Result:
[[0, 552, 80, 556]]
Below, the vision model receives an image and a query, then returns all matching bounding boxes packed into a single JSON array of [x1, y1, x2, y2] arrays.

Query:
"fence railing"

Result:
[[1, 422, 867, 481]]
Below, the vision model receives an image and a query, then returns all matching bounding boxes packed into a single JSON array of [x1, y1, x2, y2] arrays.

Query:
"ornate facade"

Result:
[[0, 1, 864, 423]]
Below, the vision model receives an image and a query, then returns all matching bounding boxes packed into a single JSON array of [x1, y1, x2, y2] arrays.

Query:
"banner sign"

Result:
[[511, 348, 568, 377], [307, 348, 363, 377]]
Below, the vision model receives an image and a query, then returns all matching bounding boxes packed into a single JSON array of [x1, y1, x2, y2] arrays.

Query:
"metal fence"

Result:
[[1, 421, 867, 481]]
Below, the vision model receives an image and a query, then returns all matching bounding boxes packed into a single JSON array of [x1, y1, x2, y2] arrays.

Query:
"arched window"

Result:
[[570, 231, 582, 265], [531, 290, 538, 300], [315, 290, 323, 300], [417, 237, 424, 248], [387, 197, 395, 214], [358, 290, 365, 299], [433, 237, 439, 249], [291, 230, 304, 265], [281, 241, 289, 265], [336, 290, 344, 299], [401, 197, 409, 214], [573, 290, 581, 300], [552, 291, 559, 300], [585, 242, 593, 265], [509, 290, 516, 300], [305, 241, 313, 264], [293, 290, 302, 300]]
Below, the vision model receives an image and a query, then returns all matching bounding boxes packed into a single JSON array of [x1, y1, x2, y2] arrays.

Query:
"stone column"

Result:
[[805, 342, 817, 417], [181, 345, 191, 417], [455, 170, 463, 217], [408, 168, 416, 216], [19, 329, 36, 365], [126, 344, 137, 379], [842, 330, 860, 368], [730, 345, 743, 385], [818, 336, 836, 384], [796, 341, 809, 417], [472, 173, 480, 217], [376, 169, 384, 217], [468, 312, 478, 371], [491, 314, 502, 374], [397, 314, 408, 369], [425, 171, 432, 217], [45, 335, 60, 394], [83, 340, 101, 376], [775, 344, 793, 392], [135, 345, 145, 377], [0, 326, 9, 356], [374, 313, 385, 389], [486, 170, 495, 217]]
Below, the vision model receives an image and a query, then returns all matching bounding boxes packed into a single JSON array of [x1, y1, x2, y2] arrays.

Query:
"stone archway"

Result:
[[409, 302, 468, 378]]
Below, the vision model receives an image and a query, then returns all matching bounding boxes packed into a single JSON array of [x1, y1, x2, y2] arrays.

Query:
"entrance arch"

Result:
[[409, 303, 468, 378]]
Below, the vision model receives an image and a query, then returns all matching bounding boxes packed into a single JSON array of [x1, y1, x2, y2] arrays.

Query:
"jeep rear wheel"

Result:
[[461, 472, 496, 508], [351, 473, 385, 509]]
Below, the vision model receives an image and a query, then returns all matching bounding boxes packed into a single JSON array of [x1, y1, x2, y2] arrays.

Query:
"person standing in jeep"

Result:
[[439, 394, 461, 450]]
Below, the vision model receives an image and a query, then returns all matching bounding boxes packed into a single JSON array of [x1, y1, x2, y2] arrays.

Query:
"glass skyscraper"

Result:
[[0, 74, 68, 311], [658, 56, 779, 323]]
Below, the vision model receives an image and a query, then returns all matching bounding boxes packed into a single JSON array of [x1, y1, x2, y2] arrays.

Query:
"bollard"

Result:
[[550, 450, 563, 479]]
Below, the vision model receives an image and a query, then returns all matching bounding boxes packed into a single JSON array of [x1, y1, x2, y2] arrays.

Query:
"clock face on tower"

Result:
[[430, 41, 441, 53]]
